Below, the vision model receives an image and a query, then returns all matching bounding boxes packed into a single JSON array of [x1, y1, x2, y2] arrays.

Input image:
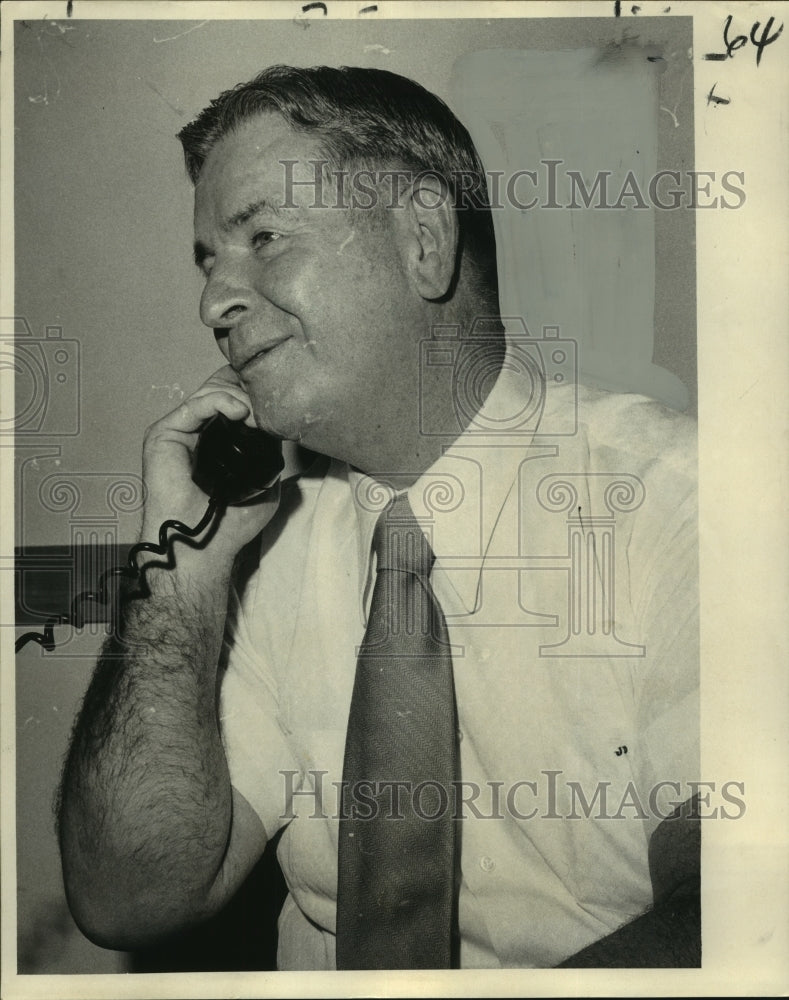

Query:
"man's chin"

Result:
[[252, 410, 323, 451]]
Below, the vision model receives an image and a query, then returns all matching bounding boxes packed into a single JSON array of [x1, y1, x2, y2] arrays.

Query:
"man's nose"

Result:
[[199, 260, 254, 331]]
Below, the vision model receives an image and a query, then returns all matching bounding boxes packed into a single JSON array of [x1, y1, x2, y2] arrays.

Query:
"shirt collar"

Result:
[[349, 359, 546, 615]]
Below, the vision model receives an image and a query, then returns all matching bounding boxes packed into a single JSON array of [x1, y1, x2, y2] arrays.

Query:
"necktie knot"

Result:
[[373, 494, 434, 578]]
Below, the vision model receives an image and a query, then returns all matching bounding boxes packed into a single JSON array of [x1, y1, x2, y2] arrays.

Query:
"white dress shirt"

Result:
[[219, 371, 699, 969]]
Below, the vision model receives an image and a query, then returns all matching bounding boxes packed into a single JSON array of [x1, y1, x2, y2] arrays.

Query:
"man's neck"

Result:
[[348, 336, 506, 488]]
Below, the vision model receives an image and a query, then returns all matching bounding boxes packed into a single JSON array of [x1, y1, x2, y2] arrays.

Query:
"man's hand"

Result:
[[140, 364, 280, 572]]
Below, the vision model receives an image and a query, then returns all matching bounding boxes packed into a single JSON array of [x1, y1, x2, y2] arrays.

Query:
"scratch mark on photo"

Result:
[[153, 20, 208, 44]]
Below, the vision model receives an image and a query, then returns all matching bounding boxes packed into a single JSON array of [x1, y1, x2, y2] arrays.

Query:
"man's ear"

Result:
[[402, 173, 459, 301]]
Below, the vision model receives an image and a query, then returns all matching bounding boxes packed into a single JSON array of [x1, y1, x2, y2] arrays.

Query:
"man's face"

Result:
[[193, 113, 426, 461]]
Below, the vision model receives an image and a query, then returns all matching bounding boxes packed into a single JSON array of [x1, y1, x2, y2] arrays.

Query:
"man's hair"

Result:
[[177, 64, 499, 309]]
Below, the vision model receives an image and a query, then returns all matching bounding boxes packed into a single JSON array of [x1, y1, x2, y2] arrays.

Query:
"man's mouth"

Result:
[[234, 336, 292, 373]]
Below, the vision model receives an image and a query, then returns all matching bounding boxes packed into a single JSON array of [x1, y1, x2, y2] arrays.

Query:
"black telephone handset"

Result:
[[191, 412, 284, 505], [16, 414, 284, 653]]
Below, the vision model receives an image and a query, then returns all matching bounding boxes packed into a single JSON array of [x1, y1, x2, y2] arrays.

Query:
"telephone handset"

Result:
[[191, 412, 284, 506], [16, 414, 284, 652]]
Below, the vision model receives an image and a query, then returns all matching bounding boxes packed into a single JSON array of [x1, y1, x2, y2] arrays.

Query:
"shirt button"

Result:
[[457, 730, 464, 742], [480, 856, 495, 873]]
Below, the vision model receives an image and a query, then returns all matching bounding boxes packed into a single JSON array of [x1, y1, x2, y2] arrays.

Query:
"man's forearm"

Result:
[[58, 564, 234, 950]]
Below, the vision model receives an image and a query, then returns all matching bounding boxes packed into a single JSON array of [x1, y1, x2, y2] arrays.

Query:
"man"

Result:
[[57, 65, 699, 970]]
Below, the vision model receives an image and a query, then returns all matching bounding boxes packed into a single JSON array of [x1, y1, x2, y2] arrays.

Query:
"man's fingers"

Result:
[[186, 367, 258, 427], [165, 391, 250, 434], [205, 363, 240, 387]]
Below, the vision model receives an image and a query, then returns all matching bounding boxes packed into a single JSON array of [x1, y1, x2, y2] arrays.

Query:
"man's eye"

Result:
[[252, 231, 281, 249]]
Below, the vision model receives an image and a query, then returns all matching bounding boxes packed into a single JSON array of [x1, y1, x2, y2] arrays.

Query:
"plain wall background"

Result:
[[12, 13, 694, 975]]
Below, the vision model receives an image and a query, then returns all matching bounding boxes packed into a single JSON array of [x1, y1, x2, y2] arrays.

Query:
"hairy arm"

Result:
[[58, 368, 276, 949]]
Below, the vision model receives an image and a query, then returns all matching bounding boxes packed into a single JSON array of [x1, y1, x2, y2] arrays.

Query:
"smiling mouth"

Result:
[[235, 337, 291, 373]]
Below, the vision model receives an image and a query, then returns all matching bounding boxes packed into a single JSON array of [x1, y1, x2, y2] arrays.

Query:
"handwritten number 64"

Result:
[[715, 14, 784, 67]]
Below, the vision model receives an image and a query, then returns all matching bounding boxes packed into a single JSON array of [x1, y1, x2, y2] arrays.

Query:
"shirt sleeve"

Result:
[[626, 405, 700, 835], [218, 539, 299, 842]]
